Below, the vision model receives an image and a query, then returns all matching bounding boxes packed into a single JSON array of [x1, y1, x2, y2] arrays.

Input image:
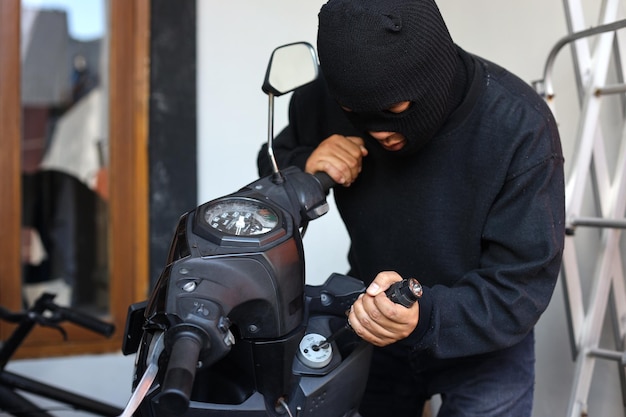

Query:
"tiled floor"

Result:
[[4, 352, 442, 416], [3, 352, 135, 416]]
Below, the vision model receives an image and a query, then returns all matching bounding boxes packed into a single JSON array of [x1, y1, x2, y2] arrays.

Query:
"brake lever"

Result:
[[118, 332, 165, 417], [36, 314, 68, 340]]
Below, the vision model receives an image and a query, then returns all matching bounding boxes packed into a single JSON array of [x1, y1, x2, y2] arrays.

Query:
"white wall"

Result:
[[197, 0, 349, 285], [197, 2, 624, 416]]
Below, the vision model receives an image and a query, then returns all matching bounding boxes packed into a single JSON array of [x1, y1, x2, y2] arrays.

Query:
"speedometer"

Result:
[[203, 199, 279, 236]]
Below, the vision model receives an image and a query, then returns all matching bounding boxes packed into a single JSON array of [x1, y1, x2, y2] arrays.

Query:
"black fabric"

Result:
[[317, 0, 458, 152], [342, 51, 469, 157], [257, 49, 565, 361], [360, 331, 536, 417]]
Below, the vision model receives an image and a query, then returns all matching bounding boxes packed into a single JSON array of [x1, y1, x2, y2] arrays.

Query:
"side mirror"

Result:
[[262, 42, 319, 182], [262, 42, 319, 96]]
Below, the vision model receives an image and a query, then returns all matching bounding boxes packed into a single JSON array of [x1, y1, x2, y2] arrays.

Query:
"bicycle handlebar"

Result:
[[0, 293, 115, 338], [49, 304, 115, 338], [0, 293, 116, 371]]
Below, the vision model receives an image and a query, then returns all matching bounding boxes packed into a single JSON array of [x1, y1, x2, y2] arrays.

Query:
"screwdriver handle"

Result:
[[315, 278, 423, 350], [384, 278, 423, 308]]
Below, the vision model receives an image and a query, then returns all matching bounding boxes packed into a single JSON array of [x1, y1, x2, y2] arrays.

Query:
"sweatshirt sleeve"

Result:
[[404, 120, 565, 358]]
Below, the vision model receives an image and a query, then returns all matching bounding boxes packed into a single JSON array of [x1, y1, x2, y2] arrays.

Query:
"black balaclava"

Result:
[[317, 0, 459, 155]]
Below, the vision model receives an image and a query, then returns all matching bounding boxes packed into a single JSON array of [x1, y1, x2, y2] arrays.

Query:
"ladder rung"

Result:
[[569, 217, 626, 229], [595, 83, 626, 96], [587, 348, 626, 365]]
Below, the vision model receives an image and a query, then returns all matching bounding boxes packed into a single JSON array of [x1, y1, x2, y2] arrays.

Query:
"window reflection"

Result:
[[20, 0, 109, 313]]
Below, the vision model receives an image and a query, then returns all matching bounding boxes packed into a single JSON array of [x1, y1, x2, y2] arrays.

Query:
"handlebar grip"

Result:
[[159, 330, 203, 414], [313, 171, 336, 192], [54, 305, 115, 337]]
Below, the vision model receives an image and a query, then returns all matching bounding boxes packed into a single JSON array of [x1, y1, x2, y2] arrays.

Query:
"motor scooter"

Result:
[[119, 42, 421, 417]]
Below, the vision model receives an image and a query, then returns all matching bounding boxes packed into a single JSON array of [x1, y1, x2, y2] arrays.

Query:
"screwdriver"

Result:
[[312, 278, 423, 351]]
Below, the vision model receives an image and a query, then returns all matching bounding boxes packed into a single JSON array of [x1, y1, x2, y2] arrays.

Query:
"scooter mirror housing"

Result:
[[262, 42, 318, 96], [262, 42, 320, 180]]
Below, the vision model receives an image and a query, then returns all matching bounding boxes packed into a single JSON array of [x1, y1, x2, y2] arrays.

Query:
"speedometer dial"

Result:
[[203, 199, 279, 236]]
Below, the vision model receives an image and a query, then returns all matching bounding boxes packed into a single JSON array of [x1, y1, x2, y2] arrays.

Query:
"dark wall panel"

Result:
[[149, 0, 197, 286]]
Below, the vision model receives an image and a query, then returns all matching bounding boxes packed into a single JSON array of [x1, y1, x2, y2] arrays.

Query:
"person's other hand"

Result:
[[305, 134, 367, 186], [348, 271, 420, 347]]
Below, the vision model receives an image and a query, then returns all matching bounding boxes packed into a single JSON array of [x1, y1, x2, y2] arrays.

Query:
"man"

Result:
[[257, 0, 565, 415]]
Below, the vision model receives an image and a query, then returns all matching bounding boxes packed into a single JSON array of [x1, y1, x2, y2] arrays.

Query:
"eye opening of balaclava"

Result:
[[317, 0, 458, 155]]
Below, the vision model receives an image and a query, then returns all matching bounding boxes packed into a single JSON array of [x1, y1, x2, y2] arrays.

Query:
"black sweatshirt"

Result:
[[257, 49, 565, 362]]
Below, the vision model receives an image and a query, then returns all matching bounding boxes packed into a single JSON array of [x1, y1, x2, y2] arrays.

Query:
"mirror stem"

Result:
[[267, 93, 284, 184]]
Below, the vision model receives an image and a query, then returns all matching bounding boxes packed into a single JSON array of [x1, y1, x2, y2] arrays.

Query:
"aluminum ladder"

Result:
[[533, 0, 626, 415]]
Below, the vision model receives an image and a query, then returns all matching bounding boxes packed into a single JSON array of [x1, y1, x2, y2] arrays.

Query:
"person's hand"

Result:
[[305, 134, 368, 186], [348, 271, 420, 347]]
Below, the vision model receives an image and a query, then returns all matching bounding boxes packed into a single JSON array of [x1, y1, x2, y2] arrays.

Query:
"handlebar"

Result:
[[0, 293, 115, 337], [0, 293, 115, 369], [49, 304, 116, 337], [313, 171, 336, 193], [159, 327, 206, 414]]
